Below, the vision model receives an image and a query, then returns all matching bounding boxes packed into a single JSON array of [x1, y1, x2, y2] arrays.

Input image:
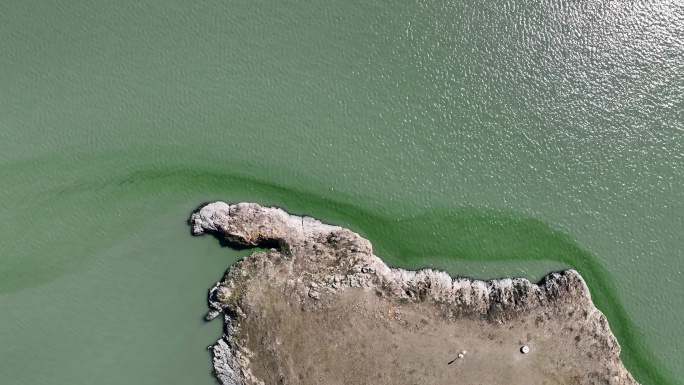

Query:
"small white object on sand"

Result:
[[521, 345, 530, 354]]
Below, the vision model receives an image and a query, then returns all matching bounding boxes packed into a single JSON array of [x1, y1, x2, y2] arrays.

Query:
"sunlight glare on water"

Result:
[[0, 0, 681, 384]]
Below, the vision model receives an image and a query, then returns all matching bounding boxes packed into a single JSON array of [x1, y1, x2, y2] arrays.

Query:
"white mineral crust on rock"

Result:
[[189, 202, 637, 385]]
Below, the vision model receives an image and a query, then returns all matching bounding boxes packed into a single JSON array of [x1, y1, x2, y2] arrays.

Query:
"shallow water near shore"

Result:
[[1, 1, 682, 384]]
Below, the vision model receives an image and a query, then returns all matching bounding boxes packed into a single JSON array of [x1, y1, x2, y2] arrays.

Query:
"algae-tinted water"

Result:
[[0, 1, 682, 384]]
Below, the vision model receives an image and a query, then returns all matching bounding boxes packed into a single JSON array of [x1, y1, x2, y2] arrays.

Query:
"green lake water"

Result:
[[1, 1, 682, 384]]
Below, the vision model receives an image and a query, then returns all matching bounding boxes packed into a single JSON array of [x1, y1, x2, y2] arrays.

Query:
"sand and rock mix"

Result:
[[189, 202, 637, 385]]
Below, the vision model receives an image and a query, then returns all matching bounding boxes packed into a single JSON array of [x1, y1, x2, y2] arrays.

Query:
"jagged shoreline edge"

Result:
[[189, 201, 635, 385]]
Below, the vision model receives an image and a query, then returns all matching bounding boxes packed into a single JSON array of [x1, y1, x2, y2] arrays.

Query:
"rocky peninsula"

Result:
[[189, 202, 638, 385]]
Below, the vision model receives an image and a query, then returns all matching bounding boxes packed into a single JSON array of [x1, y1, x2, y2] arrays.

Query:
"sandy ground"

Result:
[[238, 281, 625, 385], [190, 202, 635, 385]]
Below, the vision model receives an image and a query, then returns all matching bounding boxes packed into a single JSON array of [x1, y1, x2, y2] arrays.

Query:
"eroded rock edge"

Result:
[[189, 201, 636, 385]]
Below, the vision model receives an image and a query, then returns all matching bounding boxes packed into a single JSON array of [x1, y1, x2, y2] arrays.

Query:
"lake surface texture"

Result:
[[1, 1, 682, 384]]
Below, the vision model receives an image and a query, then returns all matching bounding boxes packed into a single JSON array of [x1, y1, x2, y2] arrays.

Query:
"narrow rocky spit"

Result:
[[189, 202, 638, 385]]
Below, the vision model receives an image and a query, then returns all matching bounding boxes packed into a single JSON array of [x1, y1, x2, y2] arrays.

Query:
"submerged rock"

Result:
[[190, 201, 638, 385]]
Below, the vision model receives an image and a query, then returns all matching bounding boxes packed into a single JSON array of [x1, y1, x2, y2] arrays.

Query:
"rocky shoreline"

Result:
[[190, 201, 637, 385]]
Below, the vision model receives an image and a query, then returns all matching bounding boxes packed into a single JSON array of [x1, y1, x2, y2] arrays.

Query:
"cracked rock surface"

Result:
[[190, 202, 637, 385]]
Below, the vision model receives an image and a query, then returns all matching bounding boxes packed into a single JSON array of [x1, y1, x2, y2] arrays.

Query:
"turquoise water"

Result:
[[0, 1, 682, 384]]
